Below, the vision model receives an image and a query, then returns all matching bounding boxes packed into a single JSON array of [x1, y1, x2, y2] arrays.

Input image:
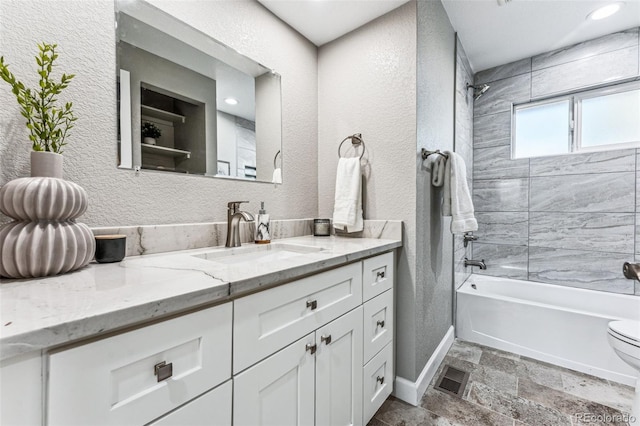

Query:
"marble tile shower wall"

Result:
[[454, 40, 474, 289], [471, 27, 640, 296]]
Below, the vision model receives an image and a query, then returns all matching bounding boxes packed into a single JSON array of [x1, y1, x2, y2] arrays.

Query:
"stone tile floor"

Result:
[[369, 340, 636, 426]]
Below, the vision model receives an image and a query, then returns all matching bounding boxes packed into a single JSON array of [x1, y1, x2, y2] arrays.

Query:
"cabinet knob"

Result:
[[376, 271, 385, 280], [321, 334, 332, 345], [306, 300, 318, 310], [305, 343, 317, 355], [154, 361, 173, 382], [376, 376, 385, 385], [376, 320, 385, 328]]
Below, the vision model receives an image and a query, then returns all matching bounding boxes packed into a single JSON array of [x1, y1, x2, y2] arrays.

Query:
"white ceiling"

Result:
[[257, 0, 411, 46], [442, 0, 640, 72], [258, 0, 640, 73]]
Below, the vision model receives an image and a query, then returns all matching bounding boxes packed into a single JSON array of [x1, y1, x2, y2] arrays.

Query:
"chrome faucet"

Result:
[[464, 258, 487, 270], [225, 201, 255, 248]]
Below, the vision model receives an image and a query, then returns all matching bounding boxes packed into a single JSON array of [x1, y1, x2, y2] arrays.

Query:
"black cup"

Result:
[[94, 235, 127, 263], [313, 219, 331, 236]]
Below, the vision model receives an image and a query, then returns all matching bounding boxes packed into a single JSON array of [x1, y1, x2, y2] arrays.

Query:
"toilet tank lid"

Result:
[[609, 320, 640, 341]]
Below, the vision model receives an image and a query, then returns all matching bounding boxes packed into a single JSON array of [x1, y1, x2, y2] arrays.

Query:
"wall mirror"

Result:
[[115, 0, 283, 183]]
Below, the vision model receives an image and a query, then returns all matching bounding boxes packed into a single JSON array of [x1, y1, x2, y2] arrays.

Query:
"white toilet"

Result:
[[608, 320, 640, 423]]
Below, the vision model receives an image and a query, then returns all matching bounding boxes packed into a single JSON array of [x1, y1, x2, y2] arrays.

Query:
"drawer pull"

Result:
[[154, 361, 173, 382], [376, 271, 385, 280], [306, 300, 318, 310], [321, 334, 332, 345], [376, 376, 385, 385], [305, 343, 317, 355], [376, 320, 385, 328]]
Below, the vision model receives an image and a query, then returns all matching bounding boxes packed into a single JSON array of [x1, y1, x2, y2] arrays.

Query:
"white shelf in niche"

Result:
[[141, 143, 191, 159], [141, 105, 186, 124]]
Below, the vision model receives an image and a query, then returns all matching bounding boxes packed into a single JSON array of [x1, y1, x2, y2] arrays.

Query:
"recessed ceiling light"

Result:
[[224, 97, 238, 105], [587, 2, 623, 20]]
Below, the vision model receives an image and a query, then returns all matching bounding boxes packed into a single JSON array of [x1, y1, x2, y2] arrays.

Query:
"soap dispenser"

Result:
[[255, 201, 271, 244]]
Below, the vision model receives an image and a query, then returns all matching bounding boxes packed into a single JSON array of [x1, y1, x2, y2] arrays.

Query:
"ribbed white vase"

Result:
[[0, 153, 95, 279], [0, 221, 94, 278], [0, 177, 88, 221]]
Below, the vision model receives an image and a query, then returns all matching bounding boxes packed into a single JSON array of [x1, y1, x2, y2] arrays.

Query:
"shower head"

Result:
[[466, 83, 491, 100]]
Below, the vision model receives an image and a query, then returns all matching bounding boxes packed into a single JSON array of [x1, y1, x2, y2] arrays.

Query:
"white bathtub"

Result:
[[456, 274, 640, 386]]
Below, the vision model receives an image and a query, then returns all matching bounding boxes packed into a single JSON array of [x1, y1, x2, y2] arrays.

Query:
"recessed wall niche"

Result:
[[140, 85, 206, 174]]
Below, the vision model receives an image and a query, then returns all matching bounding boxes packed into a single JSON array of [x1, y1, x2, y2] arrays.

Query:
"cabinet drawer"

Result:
[[234, 262, 362, 373], [363, 289, 393, 363], [362, 252, 394, 302], [149, 380, 232, 426], [363, 342, 394, 425], [48, 303, 232, 426]]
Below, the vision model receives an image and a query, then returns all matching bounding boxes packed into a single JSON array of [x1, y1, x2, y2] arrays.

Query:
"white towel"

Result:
[[332, 157, 363, 233], [272, 168, 282, 184], [442, 151, 477, 234], [431, 154, 447, 187]]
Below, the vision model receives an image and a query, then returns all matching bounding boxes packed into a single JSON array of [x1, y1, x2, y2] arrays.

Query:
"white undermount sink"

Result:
[[192, 243, 323, 265]]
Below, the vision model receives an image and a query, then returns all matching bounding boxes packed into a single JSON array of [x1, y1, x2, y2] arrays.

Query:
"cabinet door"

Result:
[[315, 307, 363, 426], [234, 333, 315, 426], [149, 380, 231, 426]]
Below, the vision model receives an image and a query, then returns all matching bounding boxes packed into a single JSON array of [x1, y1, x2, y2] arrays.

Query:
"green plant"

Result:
[[0, 43, 77, 154], [142, 122, 162, 139]]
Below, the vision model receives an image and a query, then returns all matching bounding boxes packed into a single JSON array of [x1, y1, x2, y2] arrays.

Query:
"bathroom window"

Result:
[[512, 81, 640, 159], [513, 99, 571, 158]]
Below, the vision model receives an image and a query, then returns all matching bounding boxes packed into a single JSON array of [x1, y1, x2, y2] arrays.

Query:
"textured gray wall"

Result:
[[415, 0, 456, 381], [317, 2, 418, 380], [0, 0, 318, 227], [472, 27, 640, 296]]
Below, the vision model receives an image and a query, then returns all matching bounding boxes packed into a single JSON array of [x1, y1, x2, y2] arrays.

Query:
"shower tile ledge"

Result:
[[0, 234, 402, 362]]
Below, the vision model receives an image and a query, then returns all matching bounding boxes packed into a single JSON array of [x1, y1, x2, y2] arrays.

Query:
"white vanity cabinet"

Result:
[[47, 302, 232, 426], [233, 251, 395, 426], [1, 249, 396, 426]]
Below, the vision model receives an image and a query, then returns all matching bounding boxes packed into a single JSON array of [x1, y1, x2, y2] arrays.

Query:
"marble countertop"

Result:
[[0, 235, 401, 361]]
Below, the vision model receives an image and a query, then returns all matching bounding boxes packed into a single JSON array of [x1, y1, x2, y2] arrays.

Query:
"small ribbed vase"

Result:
[[0, 154, 95, 279]]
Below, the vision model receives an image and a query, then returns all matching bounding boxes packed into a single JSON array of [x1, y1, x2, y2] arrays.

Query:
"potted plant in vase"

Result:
[[0, 43, 94, 279], [142, 122, 161, 145], [0, 43, 77, 178]]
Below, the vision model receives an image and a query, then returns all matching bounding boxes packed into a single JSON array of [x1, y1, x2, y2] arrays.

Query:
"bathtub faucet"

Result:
[[464, 258, 486, 270]]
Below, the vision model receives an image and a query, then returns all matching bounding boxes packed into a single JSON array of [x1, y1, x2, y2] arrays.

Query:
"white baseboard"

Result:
[[393, 325, 455, 406]]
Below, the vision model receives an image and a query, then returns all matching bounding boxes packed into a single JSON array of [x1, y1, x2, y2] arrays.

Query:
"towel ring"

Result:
[[338, 133, 365, 159], [273, 150, 281, 168]]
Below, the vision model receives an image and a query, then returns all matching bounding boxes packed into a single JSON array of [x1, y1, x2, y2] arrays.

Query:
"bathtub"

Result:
[[456, 274, 640, 386]]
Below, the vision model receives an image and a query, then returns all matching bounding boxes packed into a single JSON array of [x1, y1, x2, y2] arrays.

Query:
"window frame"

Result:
[[511, 80, 640, 159]]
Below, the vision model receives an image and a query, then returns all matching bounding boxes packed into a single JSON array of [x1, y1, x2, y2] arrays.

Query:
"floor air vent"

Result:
[[435, 365, 470, 397]]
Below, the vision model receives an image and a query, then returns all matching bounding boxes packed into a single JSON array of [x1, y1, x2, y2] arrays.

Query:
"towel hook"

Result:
[[273, 150, 281, 168], [338, 133, 365, 160]]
